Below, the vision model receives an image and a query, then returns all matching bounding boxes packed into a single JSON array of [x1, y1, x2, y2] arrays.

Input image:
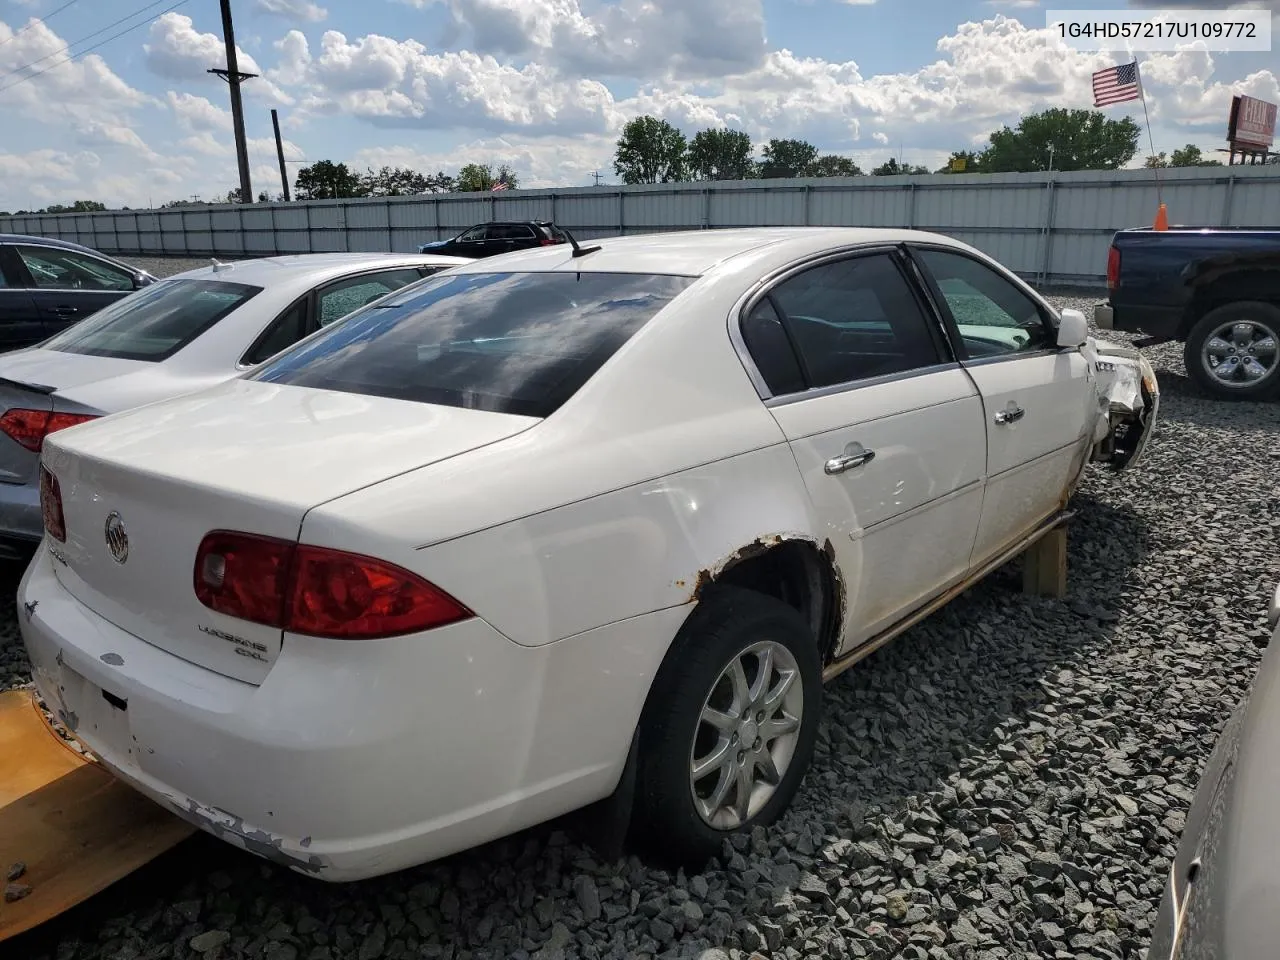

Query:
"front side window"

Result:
[[16, 246, 134, 292], [42, 279, 260, 361], [913, 249, 1054, 358], [457, 226, 487, 242], [754, 253, 943, 390], [251, 271, 695, 418]]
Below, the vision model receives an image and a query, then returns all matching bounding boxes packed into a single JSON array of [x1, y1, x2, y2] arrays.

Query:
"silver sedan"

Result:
[[0, 251, 467, 556], [1148, 584, 1280, 958]]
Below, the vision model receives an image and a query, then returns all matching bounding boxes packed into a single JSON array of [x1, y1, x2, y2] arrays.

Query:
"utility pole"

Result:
[[271, 109, 290, 202], [591, 170, 602, 186], [209, 0, 256, 203]]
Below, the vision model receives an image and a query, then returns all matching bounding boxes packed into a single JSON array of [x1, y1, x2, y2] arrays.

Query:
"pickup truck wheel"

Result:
[[632, 586, 822, 867], [1185, 302, 1280, 401]]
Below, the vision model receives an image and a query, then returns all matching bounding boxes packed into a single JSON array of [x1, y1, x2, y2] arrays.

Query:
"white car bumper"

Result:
[[18, 543, 680, 881]]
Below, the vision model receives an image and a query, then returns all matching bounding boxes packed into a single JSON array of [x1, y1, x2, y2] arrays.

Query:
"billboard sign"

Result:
[[1228, 95, 1277, 149]]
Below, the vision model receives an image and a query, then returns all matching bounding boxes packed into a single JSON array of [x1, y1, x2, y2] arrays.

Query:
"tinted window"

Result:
[[16, 246, 134, 292], [768, 254, 942, 388], [740, 298, 805, 396], [317, 269, 426, 327], [458, 226, 486, 242], [914, 249, 1054, 358], [251, 271, 695, 418], [243, 299, 307, 366], [42, 278, 260, 361]]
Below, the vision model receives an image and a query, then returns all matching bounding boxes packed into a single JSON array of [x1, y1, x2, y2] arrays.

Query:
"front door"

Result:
[[908, 245, 1095, 568], [0, 247, 43, 351], [738, 249, 988, 653], [11, 244, 137, 336]]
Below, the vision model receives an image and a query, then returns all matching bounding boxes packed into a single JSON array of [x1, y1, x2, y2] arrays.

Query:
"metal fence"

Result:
[[3, 164, 1278, 285]]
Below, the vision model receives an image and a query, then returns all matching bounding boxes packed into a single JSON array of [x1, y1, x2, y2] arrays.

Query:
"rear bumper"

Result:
[[18, 544, 681, 880]]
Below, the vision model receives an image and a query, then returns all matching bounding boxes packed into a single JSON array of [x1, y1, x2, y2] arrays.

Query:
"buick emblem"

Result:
[[104, 511, 129, 564]]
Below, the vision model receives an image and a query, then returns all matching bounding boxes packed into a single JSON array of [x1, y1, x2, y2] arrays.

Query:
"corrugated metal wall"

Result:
[[3, 164, 1277, 285]]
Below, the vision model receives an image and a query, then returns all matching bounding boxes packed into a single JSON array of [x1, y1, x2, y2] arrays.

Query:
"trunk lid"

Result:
[[42, 378, 538, 684], [0, 350, 150, 487]]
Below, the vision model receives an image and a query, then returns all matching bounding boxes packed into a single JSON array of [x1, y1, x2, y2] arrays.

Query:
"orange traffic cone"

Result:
[[1153, 203, 1168, 231]]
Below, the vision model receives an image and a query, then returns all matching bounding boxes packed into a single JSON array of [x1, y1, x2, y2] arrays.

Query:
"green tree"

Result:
[[808, 154, 863, 177], [360, 165, 457, 196], [980, 108, 1140, 173], [871, 158, 930, 176], [1144, 152, 1168, 168], [758, 138, 819, 179], [42, 200, 107, 213], [937, 150, 982, 174], [1169, 144, 1222, 167], [455, 163, 518, 191], [295, 160, 365, 200], [687, 128, 755, 181], [613, 115, 688, 184]]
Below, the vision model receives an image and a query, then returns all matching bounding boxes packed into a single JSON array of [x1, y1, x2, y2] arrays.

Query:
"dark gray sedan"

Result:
[[0, 235, 155, 352], [1147, 584, 1280, 958]]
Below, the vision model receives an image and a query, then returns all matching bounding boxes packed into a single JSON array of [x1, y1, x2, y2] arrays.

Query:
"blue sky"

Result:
[[0, 0, 1276, 209]]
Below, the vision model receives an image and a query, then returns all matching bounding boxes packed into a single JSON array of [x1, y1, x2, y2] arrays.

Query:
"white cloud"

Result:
[[167, 92, 233, 132], [144, 13, 293, 105], [0, 16, 154, 127], [276, 29, 621, 134], [253, 0, 329, 22], [424, 0, 767, 80]]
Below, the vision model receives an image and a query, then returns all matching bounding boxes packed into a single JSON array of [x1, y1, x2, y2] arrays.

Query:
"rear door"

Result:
[[739, 248, 987, 652], [0, 246, 43, 351], [11, 244, 137, 335], [907, 244, 1095, 568]]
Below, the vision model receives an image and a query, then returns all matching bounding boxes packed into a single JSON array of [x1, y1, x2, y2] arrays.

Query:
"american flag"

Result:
[[491, 181, 509, 191], [1092, 61, 1141, 107]]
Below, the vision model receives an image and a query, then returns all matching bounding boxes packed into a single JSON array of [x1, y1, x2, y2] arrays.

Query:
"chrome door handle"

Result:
[[825, 443, 876, 475], [993, 404, 1025, 425]]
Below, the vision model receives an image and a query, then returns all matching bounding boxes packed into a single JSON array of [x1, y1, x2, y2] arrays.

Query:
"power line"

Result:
[[0, 0, 80, 51], [0, 0, 189, 96], [0, 0, 178, 87]]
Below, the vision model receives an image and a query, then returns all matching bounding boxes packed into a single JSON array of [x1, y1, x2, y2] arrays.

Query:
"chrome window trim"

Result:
[[764, 361, 963, 408], [727, 241, 945, 403], [959, 347, 1061, 369]]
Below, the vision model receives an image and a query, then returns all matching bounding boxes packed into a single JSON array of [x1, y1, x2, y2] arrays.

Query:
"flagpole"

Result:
[[1135, 58, 1163, 208]]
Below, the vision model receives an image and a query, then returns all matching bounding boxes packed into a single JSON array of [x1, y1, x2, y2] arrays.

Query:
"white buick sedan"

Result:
[[19, 228, 1159, 880]]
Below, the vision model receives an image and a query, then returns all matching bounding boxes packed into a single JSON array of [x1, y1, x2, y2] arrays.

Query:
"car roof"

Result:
[[164, 252, 471, 286], [0, 233, 128, 260], [442, 227, 972, 277]]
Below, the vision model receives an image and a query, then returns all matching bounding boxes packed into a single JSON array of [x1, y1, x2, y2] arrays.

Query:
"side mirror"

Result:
[[1057, 308, 1088, 349]]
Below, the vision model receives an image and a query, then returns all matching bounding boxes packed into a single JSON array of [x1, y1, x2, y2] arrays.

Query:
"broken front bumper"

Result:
[[1089, 340, 1161, 471]]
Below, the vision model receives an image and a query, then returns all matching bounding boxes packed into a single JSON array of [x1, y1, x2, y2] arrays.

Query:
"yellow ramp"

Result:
[[0, 689, 195, 942]]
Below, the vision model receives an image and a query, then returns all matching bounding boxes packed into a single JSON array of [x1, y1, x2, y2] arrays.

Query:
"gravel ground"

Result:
[[3, 293, 1278, 960]]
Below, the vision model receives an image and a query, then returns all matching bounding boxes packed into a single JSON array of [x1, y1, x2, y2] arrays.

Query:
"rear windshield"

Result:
[[250, 271, 695, 418], [42, 278, 261, 361]]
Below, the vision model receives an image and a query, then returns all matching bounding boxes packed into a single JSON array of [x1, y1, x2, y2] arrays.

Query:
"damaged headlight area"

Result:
[[1089, 342, 1161, 471]]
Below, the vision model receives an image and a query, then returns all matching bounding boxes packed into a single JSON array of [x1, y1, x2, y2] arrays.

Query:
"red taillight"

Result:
[[194, 532, 472, 640], [0, 408, 99, 452], [1107, 245, 1120, 291], [39, 465, 65, 542], [540, 237, 554, 246]]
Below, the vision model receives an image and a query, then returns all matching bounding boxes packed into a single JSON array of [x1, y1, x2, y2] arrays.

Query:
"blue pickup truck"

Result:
[[1094, 227, 1280, 401]]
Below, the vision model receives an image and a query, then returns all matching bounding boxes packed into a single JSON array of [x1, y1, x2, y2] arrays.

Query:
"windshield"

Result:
[[250, 271, 696, 418], [41, 278, 261, 361]]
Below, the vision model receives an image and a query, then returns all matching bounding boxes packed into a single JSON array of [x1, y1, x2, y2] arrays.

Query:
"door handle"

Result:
[[994, 404, 1025, 425], [825, 442, 876, 475], [52, 305, 80, 317]]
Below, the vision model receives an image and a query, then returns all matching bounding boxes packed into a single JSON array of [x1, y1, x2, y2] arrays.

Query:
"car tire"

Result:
[[631, 585, 822, 868], [1184, 301, 1280, 401]]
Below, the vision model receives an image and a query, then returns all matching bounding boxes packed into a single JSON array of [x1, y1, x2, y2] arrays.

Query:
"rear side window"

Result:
[[251, 271, 695, 418], [42, 278, 260, 361], [765, 253, 943, 389]]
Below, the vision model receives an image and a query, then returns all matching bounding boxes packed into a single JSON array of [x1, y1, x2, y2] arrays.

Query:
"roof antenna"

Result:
[[558, 227, 601, 258]]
